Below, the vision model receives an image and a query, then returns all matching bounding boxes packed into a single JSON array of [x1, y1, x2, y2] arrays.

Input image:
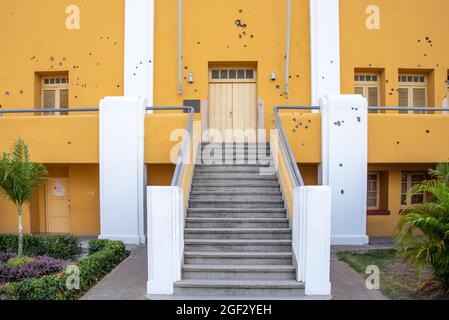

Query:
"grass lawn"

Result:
[[337, 249, 448, 300]]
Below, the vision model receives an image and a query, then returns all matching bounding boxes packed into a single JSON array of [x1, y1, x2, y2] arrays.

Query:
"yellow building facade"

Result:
[[1, 0, 449, 238]]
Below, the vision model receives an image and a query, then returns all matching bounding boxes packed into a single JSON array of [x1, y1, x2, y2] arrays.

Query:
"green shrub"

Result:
[[6, 256, 35, 267], [87, 239, 110, 255], [1, 240, 128, 300], [0, 234, 79, 259]]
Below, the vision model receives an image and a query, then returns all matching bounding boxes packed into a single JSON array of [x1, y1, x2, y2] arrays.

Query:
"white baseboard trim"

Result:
[[331, 235, 369, 245], [98, 234, 142, 245]]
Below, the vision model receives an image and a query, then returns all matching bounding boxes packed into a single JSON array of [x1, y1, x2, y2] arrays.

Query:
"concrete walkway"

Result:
[[81, 245, 147, 300], [81, 239, 391, 300]]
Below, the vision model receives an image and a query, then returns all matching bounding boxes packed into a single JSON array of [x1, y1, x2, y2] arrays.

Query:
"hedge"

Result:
[[0, 240, 128, 300], [0, 234, 79, 259]]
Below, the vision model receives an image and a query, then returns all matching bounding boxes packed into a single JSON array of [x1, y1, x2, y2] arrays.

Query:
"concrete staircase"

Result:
[[173, 142, 305, 298]]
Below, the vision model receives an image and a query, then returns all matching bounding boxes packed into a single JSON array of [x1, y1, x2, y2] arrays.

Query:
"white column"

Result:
[[147, 186, 184, 296], [295, 186, 331, 296], [124, 0, 154, 106], [99, 96, 146, 245], [320, 94, 369, 245], [310, 0, 341, 105]]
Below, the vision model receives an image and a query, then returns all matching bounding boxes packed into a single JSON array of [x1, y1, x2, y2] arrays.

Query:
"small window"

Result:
[[229, 70, 237, 79], [237, 70, 245, 79], [401, 173, 426, 206], [41, 76, 69, 115], [367, 173, 380, 210], [220, 70, 228, 79], [245, 70, 254, 79], [398, 74, 428, 113], [211, 70, 219, 79], [354, 72, 380, 109]]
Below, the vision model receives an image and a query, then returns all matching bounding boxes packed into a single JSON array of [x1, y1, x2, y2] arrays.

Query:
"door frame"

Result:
[[45, 178, 71, 234]]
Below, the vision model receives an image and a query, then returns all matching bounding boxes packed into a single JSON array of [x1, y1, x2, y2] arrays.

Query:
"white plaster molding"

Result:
[[320, 94, 369, 245], [124, 0, 154, 106], [147, 186, 184, 295], [310, 0, 341, 105], [99, 96, 146, 245]]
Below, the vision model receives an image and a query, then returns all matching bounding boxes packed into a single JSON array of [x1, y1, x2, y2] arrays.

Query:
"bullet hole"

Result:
[[5, 92, 10, 96], [50, 66, 54, 69], [107, 37, 110, 40], [339, 163, 343, 167], [426, 130, 430, 134], [292, 129, 296, 133], [67, 141, 72, 145], [334, 121, 341, 126], [280, 94, 283, 97], [184, 66, 188, 70], [424, 54, 428, 57], [235, 19, 247, 28], [238, 34, 243, 39], [30, 56, 35, 60], [368, 64, 372, 67], [331, 60, 334, 64], [418, 39, 421, 42], [97, 63, 100, 66], [250, 34, 254, 38], [0, 105, 2, 108], [296, 75, 300, 78], [197, 41, 201, 45], [239, 9, 243, 13], [308, 120, 311, 123], [305, 126, 309, 129], [289, 75, 292, 79], [275, 85, 280, 89], [396, 141, 400, 145], [136, 66, 138, 69], [425, 37, 429, 40], [418, 64, 421, 67], [117, 85, 120, 88], [19, 90, 23, 94], [391, 88, 394, 91], [149, 60, 152, 63], [74, 96, 78, 99], [296, 125, 299, 129], [322, 76, 325, 80], [292, 118, 297, 121], [62, 58, 66, 61], [357, 117, 361, 122], [242, 31, 246, 36], [114, 42, 117, 45], [243, 44, 247, 48], [389, 93, 393, 96], [386, 79, 389, 84], [184, 77, 187, 80], [341, 190, 344, 195], [89, 53, 92, 56], [59, 62, 63, 66], [100, 37, 103, 39], [50, 56, 55, 61], [133, 73, 136, 76]]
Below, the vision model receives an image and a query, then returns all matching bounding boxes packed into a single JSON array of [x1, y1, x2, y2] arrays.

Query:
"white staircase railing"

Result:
[[273, 106, 332, 296]]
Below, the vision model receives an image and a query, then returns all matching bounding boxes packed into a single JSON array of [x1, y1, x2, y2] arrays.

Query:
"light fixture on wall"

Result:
[[188, 72, 194, 84], [270, 72, 276, 81]]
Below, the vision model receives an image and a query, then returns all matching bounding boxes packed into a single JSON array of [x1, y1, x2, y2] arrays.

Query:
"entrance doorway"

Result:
[[208, 67, 257, 141], [46, 178, 71, 234]]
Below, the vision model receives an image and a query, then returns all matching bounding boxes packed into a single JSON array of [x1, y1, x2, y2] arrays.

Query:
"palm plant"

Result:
[[395, 164, 449, 293], [0, 138, 47, 257]]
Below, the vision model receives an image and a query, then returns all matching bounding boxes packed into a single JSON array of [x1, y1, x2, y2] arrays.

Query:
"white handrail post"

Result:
[[298, 186, 332, 296], [147, 186, 184, 296]]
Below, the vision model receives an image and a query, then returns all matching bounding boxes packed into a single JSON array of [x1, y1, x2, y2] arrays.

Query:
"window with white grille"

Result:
[[398, 74, 427, 113], [354, 73, 380, 111], [401, 172, 426, 207], [209, 67, 256, 83], [41, 76, 69, 115], [367, 173, 380, 210]]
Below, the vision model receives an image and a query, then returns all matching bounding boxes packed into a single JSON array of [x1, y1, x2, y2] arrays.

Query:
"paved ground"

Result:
[[81, 238, 393, 300], [81, 245, 147, 300]]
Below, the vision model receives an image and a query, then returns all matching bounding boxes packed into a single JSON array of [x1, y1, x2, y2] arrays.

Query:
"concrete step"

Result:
[[195, 165, 271, 173], [187, 208, 287, 219], [197, 160, 272, 166], [182, 264, 296, 280], [185, 217, 289, 228], [191, 186, 280, 192], [184, 239, 292, 252], [201, 142, 269, 148], [189, 200, 284, 208], [185, 228, 292, 240], [192, 181, 279, 188], [174, 279, 305, 297], [184, 251, 293, 265], [190, 194, 282, 202], [194, 172, 276, 179]]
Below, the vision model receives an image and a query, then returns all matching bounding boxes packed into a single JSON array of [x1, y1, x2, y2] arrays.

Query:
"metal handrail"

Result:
[[146, 106, 195, 186], [273, 106, 320, 187], [0, 107, 99, 116], [368, 106, 449, 112]]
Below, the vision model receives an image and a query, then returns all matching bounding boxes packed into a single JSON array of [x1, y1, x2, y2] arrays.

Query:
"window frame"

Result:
[[209, 67, 257, 83], [397, 74, 428, 113], [400, 172, 427, 208], [41, 76, 69, 115], [367, 172, 380, 210], [354, 73, 381, 109]]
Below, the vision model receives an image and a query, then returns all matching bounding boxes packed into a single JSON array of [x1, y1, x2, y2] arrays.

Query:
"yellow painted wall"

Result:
[[0, 115, 99, 163], [0, 164, 99, 236], [0, 0, 124, 111], [340, 0, 449, 107], [367, 163, 434, 237], [154, 0, 311, 129]]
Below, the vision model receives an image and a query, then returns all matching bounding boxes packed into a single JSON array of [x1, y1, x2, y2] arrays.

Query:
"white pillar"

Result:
[[124, 0, 154, 106], [320, 94, 369, 245], [295, 186, 332, 296], [99, 96, 146, 245], [310, 0, 341, 105], [147, 186, 184, 296]]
